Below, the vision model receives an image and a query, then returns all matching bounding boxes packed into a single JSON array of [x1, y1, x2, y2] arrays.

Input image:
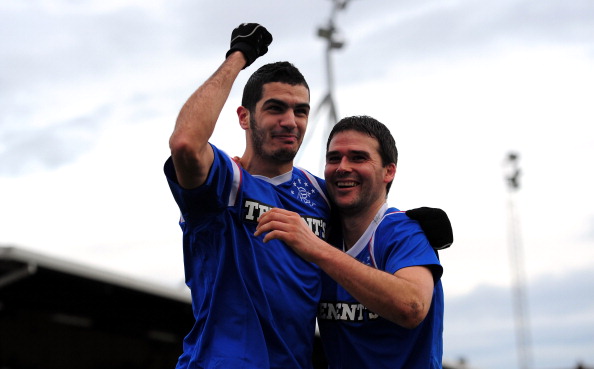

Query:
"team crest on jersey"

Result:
[[291, 178, 318, 207]]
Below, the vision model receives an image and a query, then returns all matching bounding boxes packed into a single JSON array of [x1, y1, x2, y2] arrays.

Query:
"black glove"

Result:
[[406, 207, 453, 250], [226, 23, 273, 69]]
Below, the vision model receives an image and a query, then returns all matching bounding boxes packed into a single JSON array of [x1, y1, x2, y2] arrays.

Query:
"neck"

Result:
[[238, 151, 294, 178], [340, 200, 386, 251]]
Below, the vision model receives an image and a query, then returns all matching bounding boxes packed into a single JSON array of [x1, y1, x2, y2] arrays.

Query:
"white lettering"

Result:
[[318, 301, 379, 322], [244, 200, 259, 221], [327, 302, 341, 320], [243, 199, 327, 240], [340, 303, 359, 321]]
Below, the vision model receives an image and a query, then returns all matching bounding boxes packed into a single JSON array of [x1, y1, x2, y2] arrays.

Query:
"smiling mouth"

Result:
[[336, 181, 358, 188]]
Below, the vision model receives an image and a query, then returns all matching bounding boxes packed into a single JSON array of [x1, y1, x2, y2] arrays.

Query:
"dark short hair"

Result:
[[242, 61, 310, 113], [326, 115, 398, 194]]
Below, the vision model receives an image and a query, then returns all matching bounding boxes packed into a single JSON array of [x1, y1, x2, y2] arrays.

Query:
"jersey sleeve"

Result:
[[164, 143, 239, 223], [374, 214, 443, 282]]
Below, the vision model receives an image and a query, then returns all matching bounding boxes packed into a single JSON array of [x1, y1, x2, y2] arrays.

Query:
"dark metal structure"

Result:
[[504, 152, 533, 369], [296, 0, 351, 174], [0, 246, 192, 369]]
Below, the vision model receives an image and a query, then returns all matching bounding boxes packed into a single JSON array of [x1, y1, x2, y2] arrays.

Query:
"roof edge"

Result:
[[0, 245, 190, 304]]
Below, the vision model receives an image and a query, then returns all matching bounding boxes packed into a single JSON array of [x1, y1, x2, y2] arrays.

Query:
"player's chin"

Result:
[[271, 148, 298, 162], [331, 198, 361, 214], [338, 191, 368, 210]]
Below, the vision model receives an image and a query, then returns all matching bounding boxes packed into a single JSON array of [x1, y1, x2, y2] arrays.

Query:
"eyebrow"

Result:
[[263, 98, 310, 111], [326, 149, 370, 158]]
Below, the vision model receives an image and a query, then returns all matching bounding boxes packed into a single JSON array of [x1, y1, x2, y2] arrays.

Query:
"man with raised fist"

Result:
[[166, 23, 330, 369]]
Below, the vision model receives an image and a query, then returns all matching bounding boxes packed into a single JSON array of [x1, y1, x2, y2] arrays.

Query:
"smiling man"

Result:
[[165, 24, 331, 369], [256, 115, 445, 369]]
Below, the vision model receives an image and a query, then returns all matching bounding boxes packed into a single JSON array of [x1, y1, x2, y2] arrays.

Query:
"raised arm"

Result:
[[255, 208, 435, 329], [169, 23, 272, 189]]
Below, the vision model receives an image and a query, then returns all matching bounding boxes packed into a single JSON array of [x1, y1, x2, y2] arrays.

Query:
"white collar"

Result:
[[252, 170, 293, 186], [344, 203, 388, 256]]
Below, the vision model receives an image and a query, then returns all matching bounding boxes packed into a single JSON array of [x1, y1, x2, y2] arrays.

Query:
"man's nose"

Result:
[[279, 110, 297, 129], [336, 157, 351, 173]]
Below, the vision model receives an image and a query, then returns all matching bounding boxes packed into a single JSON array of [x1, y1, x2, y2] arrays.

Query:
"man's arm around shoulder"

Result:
[[255, 207, 436, 329]]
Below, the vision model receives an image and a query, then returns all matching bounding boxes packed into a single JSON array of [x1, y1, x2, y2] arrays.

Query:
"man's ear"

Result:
[[237, 106, 250, 130], [384, 163, 396, 183]]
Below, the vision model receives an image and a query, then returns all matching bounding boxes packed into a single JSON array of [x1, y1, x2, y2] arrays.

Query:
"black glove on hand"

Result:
[[406, 207, 453, 250], [226, 23, 273, 69]]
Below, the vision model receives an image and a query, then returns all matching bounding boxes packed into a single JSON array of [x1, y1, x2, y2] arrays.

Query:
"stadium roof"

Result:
[[0, 245, 192, 369]]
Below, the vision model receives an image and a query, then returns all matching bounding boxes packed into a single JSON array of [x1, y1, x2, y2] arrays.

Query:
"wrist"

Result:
[[225, 50, 248, 69]]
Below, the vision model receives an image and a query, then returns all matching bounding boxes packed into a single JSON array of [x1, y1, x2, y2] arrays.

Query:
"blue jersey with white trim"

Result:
[[318, 205, 444, 369], [164, 144, 331, 369]]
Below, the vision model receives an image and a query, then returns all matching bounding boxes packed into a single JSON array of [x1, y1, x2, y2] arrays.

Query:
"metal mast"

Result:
[[316, 0, 349, 127], [297, 0, 351, 173], [504, 152, 532, 369]]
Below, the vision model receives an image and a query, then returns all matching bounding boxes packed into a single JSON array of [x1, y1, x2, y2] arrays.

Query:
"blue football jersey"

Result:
[[165, 144, 331, 369], [318, 205, 444, 369]]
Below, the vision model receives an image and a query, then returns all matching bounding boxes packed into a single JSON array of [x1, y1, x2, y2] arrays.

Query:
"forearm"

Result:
[[169, 52, 245, 188], [312, 245, 433, 328], [255, 208, 432, 328]]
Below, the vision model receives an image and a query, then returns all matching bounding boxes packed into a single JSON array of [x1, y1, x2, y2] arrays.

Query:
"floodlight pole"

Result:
[[297, 0, 351, 173], [317, 0, 348, 126], [504, 152, 533, 369], [302, 0, 350, 173]]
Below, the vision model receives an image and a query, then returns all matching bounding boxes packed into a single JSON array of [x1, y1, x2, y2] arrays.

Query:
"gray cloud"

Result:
[[335, 0, 594, 83], [444, 267, 594, 368], [1, 0, 593, 175], [0, 1, 332, 175], [0, 3, 180, 175], [0, 5, 174, 92], [0, 104, 110, 176]]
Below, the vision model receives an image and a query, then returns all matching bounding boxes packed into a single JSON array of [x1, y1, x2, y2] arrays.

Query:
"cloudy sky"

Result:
[[1, 0, 593, 368]]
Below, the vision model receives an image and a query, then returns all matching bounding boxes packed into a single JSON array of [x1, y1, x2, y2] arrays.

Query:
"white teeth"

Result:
[[337, 181, 357, 188]]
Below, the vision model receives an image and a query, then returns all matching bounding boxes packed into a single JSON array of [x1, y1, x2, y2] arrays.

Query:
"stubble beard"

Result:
[[250, 116, 300, 164], [329, 177, 372, 217], [333, 193, 367, 217]]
